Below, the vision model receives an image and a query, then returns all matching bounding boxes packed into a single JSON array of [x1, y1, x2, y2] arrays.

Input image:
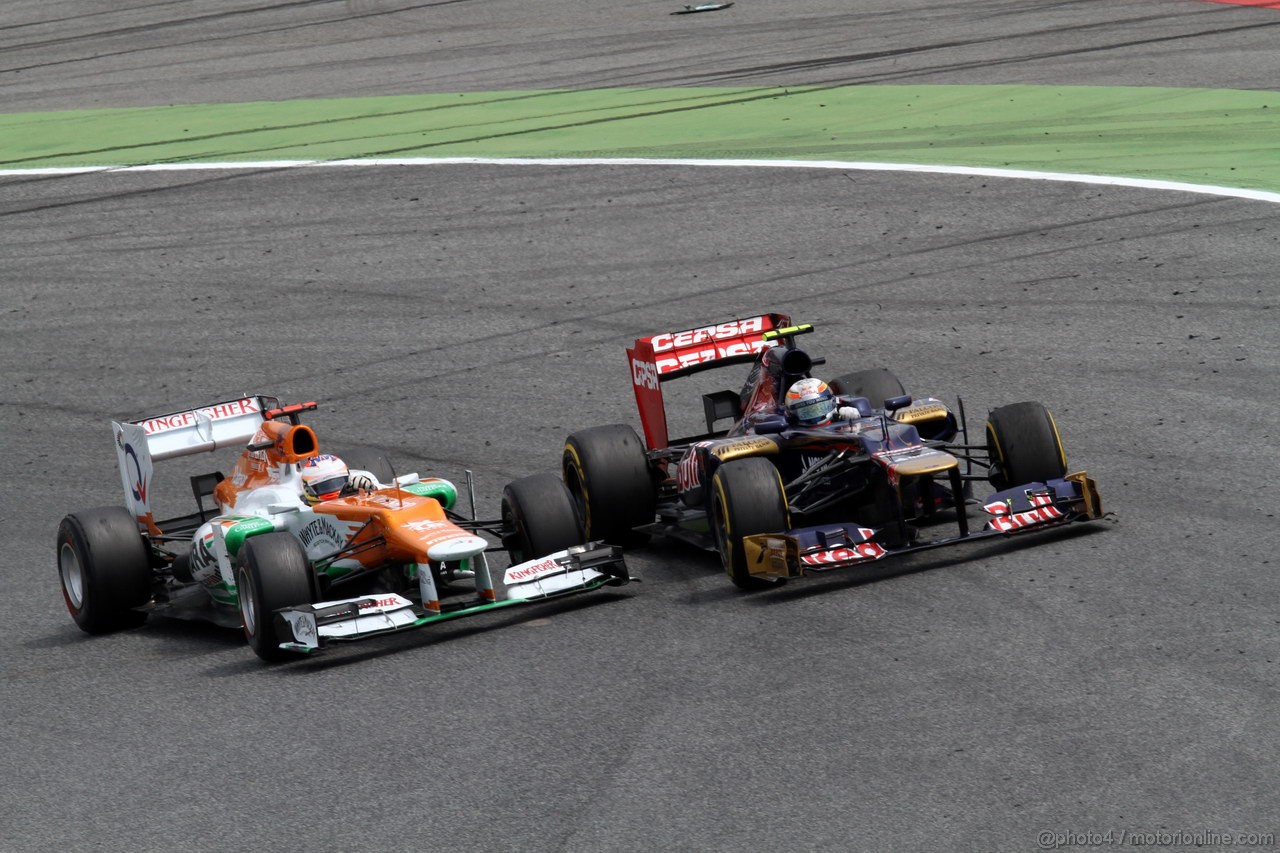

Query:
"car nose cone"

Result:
[[426, 534, 489, 561]]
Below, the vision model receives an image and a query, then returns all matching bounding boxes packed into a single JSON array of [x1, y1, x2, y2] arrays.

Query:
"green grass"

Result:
[[4, 84, 1279, 192]]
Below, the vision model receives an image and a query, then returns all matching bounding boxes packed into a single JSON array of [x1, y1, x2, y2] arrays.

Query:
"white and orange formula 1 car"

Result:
[[57, 396, 628, 661]]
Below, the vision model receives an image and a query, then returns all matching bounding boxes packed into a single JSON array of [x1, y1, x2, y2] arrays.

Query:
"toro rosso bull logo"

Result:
[[648, 317, 774, 374]]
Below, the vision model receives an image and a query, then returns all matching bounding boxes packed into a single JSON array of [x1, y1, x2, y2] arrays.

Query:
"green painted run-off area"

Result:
[[3, 84, 1278, 192]]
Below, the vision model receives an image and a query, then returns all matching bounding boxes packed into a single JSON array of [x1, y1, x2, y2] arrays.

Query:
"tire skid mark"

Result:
[[841, 195, 1227, 265], [191, 194, 1243, 398], [1200, 0, 1280, 7], [0, 0, 197, 34], [0, 0, 479, 73], [673, 18, 1280, 85], [0, 165, 296, 219], [1, 0, 341, 50]]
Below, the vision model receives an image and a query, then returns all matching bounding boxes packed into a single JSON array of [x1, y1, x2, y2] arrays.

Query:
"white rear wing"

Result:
[[112, 395, 278, 529], [123, 396, 273, 461]]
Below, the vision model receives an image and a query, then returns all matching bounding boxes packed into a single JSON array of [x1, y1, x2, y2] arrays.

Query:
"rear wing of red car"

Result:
[[626, 312, 791, 450]]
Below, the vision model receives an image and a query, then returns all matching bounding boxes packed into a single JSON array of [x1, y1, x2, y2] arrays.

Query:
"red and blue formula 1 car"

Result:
[[556, 312, 1104, 589], [57, 396, 628, 660]]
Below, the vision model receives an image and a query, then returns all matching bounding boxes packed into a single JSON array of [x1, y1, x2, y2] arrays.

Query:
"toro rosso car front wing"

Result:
[[741, 472, 1103, 581], [273, 544, 628, 653]]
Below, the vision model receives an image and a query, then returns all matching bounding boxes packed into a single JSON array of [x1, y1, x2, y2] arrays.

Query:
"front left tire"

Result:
[[236, 532, 316, 662], [828, 368, 907, 409], [709, 458, 791, 590]]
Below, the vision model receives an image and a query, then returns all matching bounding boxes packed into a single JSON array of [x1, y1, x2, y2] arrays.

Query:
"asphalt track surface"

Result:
[[3, 2, 1279, 852]]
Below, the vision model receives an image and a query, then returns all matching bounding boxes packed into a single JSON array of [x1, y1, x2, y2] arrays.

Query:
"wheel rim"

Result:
[[711, 491, 733, 574], [237, 570, 257, 637], [59, 542, 84, 610]]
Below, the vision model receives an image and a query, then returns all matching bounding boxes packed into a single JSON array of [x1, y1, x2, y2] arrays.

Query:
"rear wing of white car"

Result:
[[112, 395, 280, 532]]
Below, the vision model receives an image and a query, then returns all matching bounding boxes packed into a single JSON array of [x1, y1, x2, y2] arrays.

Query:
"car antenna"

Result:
[[465, 469, 477, 521], [386, 455, 403, 509]]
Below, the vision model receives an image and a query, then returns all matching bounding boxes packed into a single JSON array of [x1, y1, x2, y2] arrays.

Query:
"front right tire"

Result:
[[985, 401, 1068, 490], [501, 473, 586, 563], [333, 446, 397, 485]]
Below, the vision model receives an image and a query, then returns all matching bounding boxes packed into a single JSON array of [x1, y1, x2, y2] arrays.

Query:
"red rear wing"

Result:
[[626, 312, 790, 450]]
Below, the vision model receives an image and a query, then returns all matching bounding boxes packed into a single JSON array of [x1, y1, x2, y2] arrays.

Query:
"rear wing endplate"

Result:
[[626, 313, 789, 450]]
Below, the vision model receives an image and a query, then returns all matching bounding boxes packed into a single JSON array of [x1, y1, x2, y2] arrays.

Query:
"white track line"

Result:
[[4, 157, 1278, 204]]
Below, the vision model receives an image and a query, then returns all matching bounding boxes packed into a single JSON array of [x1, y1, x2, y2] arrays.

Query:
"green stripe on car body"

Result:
[[403, 480, 458, 509], [221, 516, 275, 557]]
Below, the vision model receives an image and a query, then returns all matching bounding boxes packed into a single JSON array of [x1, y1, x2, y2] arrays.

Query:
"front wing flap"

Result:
[[742, 524, 889, 580], [982, 472, 1103, 532], [742, 472, 1104, 580], [272, 543, 628, 653], [503, 543, 629, 600]]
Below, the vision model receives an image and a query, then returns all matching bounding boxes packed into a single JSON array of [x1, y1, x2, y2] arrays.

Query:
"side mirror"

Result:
[[884, 395, 912, 413], [753, 414, 788, 435]]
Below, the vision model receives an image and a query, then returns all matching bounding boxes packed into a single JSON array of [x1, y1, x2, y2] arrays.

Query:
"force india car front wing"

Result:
[[741, 472, 1104, 581], [272, 544, 628, 653]]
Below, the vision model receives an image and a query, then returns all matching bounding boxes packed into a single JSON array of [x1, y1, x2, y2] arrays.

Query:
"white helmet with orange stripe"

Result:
[[300, 454, 350, 504]]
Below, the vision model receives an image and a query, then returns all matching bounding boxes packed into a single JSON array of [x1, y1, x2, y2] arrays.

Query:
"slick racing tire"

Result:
[[985, 401, 1068, 491], [501, 474, 585, 563], [333, 447, 396, 485], [563, 424, 656, 546], [57, 507, 152, 634], [710, 458, 791, 591], [236, 533, 315, 663], [828, 368, 906, 409]]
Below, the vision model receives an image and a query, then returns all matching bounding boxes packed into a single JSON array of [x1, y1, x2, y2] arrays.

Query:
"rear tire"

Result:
[[829, 368, 906, 409], [562, 424, 656, 546], [502, 474, 586, 563], [57, 507, 151, 634], [236, 532, 315, 662], [985, 401, 1068, 490], [709, 458, 790, 590]]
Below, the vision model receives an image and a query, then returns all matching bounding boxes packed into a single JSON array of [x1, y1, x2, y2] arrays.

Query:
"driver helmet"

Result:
[[785, 378, 837, 426], [300, 454, 349, 504]]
